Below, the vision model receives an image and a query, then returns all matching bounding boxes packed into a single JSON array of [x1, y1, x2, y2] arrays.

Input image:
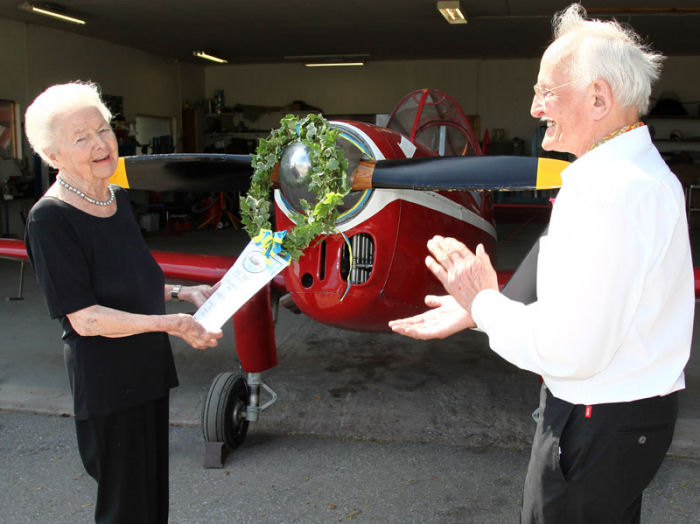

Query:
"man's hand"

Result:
[[425, 236, 498, 313], [389, 295, 475, 340]]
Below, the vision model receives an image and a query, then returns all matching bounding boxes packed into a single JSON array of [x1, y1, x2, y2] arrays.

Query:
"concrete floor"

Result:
[[0, 223, 697, 460], [2, 410, 698, 523]]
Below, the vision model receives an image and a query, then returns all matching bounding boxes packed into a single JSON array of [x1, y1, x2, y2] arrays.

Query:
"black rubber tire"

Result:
[[201, 372, 249, 449]]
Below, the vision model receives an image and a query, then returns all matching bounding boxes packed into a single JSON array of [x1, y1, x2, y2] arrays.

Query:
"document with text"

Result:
[[193, 239, 290, 331]]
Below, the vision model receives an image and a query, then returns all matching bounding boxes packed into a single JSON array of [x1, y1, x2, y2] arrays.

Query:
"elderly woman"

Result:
[[24, 81, 222, 523]]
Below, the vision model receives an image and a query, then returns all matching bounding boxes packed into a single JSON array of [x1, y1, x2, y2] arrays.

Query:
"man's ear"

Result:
[[591, 79, 613, 121]]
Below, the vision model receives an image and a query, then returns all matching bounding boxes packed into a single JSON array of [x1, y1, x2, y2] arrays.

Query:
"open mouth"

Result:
[[542, 118, 556, 134]]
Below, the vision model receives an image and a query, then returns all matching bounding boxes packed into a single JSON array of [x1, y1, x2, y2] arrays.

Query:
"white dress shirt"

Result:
[[472, 126, 693, 405]]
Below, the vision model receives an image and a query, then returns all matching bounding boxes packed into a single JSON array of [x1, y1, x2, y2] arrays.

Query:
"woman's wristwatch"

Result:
[[171, 284, 183, 301]]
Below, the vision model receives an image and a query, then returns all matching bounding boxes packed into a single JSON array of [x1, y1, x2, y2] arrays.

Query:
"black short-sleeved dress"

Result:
[[25, 186, 178, 420]]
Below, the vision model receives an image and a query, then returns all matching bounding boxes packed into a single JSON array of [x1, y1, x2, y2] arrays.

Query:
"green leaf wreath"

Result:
[[240, 114, 350, 261]]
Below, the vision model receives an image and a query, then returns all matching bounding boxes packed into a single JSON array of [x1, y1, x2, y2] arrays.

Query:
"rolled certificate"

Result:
[[194, 239, 290, 331]]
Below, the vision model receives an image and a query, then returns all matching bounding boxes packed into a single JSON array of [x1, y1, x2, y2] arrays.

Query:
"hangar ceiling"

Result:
[[0, 1, 698, 65]]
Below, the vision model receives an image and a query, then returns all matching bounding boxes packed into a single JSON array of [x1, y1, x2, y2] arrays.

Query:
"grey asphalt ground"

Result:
[[2, 410, 698, 523], [1, 225, 698, 523]]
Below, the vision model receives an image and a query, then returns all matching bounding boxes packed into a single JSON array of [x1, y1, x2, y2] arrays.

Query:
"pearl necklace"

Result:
[[56, 176, 115, 206]]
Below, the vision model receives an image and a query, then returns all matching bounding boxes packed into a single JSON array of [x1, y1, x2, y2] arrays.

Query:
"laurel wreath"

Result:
[[240, 114, 350, 261]]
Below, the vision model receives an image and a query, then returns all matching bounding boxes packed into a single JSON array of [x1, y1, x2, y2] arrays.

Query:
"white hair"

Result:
[[25, 81, 112, 167], [552, 3, 664, 115]]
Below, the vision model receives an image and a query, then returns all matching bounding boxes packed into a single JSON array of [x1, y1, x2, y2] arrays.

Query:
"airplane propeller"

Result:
[[110, 151, 567, 194], [110, 153, 253, 193], [349, 155, 566, 192]]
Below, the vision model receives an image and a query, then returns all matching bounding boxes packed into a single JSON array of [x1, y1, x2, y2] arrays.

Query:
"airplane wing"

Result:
[[0, 238, 233, 284], [151, 251, 236, 284], [0, 238, 28, 261], [3, 235, 699, 299]]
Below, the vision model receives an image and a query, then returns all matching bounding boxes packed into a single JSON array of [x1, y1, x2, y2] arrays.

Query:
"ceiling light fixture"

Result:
[[18, 2, 86, 25], [193, 51, 228, 64], [437, 1, 467, 24], [304, 61, 365, 68], [286, 54, 368, 67]]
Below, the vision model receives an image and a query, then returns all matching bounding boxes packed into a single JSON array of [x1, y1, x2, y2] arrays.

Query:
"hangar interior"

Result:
[[0, 1, 698, 237], [0, 6, 699, 517]]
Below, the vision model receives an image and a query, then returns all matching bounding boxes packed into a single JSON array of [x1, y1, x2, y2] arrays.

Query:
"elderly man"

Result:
[[389, 4, 693, 523]]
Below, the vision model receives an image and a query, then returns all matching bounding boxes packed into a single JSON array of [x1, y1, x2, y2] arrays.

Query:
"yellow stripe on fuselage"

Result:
[[109, 157, 130, 188], [535, 158, 568, 189]]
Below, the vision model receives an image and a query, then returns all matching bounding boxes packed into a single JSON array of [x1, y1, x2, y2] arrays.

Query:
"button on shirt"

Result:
[[472, 126, 693, 405]]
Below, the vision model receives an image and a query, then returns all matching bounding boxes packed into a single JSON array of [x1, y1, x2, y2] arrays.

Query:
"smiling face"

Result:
[[47, 106, 118, 183], [530, 38, 595, 158]]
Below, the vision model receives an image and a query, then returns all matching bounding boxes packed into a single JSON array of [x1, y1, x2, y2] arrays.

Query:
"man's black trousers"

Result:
[[521, 384, 677, 523]]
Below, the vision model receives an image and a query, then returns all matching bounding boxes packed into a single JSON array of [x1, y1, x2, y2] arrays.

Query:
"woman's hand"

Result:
[[167, 313, 222, 350], [183, 282, 221, 308], [67, 304, 222, 349]]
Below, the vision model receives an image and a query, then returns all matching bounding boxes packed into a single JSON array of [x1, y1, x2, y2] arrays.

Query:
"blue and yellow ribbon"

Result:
[[253, 229, 291, 263]]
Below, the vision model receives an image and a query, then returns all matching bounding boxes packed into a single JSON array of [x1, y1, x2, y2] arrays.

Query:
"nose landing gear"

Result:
[[201, 370, 278, 468]]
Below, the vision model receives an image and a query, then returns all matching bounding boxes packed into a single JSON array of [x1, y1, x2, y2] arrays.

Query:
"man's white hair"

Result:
[[552, 3, 664, 115], [25, 81, 112, 167]]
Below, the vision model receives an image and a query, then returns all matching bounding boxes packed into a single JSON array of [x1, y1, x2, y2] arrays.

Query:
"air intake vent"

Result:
[[341, 233, 375, 284]]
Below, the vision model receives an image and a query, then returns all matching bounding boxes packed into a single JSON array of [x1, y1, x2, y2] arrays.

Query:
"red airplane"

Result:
[[1, 89, 695, 466]]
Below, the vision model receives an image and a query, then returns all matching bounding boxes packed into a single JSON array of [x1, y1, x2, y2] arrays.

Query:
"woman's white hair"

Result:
[[25, 81, 112, 167], [552, 3, 664, 115]]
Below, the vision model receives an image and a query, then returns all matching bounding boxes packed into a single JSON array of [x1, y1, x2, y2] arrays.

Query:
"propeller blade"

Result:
[[109, 153, 253, 192], [352, 156, 568, 191]]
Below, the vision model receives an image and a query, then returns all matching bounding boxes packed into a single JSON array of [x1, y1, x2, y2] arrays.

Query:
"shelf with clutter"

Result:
[[646, 94, 700, 157], [197, 94, 325, 154], [185, 92, 377, 155], [647, 95, 700, 224], [647, 116, 700, 155]]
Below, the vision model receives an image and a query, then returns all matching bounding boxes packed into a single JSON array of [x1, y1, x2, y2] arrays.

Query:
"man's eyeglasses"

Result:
[[532, 80, 575, 101]]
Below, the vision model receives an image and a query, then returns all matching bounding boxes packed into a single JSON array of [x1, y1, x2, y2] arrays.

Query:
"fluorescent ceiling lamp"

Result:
[[193, 51, 228, 64], [18, 2, 86, 25], [305, 61, 364, 68], [437, 1, 467, 24], [288, 54, 368, 67]]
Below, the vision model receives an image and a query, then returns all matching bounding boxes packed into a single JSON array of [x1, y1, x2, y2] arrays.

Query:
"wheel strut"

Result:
[[245, 372, 278, 422]]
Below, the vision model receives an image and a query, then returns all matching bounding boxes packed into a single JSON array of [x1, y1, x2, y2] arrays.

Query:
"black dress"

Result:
[[25, 186, 178, 523]]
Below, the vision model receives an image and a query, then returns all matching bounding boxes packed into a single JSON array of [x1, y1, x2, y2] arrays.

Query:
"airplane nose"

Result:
[[279, 141, 318, 211], [276, 128, 373, 225]]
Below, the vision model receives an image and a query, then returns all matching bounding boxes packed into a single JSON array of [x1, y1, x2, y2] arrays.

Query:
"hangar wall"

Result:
[[0, 18, 188, 123], [205, 56, 700, 150], [205, 59, 540, 145], [0, 17, 203, 236]]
